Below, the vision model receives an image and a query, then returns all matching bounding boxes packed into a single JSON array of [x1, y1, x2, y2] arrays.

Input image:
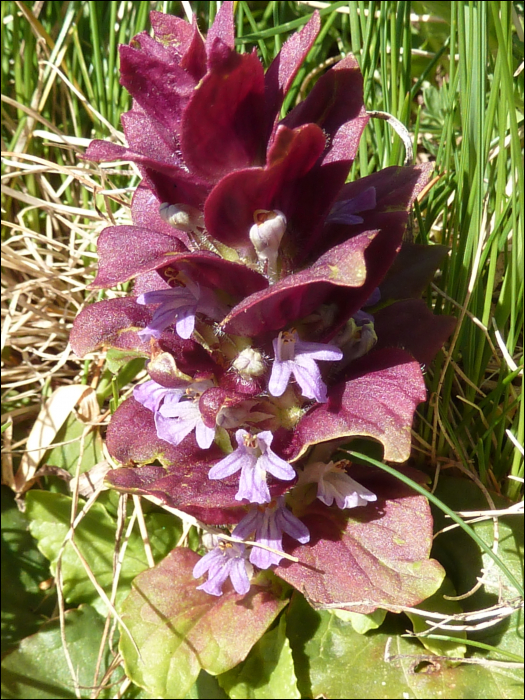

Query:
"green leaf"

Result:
[[119, 548, 288, 699], [1, 486, 55, 653], [105, 349, 146, 375], [218, 616, 300, 699], [185, 671, 229, 700], [25, 491, 182, 611], [330, 608, 387, 634], [431, 477, 524, 610], [406, 577, 467, 658], [1, 605, 114, 699], [286, 593, 523, 699], [43, 413, 103, 476]]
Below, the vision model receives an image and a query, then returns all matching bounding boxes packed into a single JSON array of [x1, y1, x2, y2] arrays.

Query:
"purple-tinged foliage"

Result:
[[275, 466, 445, 613], [72, 2, 454, 604]]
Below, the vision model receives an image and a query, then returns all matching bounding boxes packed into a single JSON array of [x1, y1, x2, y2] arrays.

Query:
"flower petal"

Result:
[[195, 421, 216, 449], [258, 452, 296, 482], [155, 409, 196, 447], [208, 450, 251, 480], [292, 355, 327, 402], [231, 509, 260, 540], [276, 507, 310, 544], [174, 306, 197, 339], [133, 380, 182, 413], [228, 557, 251, 595], [294, 341, 343, 362], [237, 460, 271, 504], [268, 360, 293, 398]]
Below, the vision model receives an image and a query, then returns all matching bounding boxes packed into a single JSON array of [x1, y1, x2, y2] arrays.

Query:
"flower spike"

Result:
[[72, 5, 455, 605]]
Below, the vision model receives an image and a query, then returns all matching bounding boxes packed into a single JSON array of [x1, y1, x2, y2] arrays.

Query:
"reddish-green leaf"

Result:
[[275, 466, 444, 612], [119, 548, 287, 698]]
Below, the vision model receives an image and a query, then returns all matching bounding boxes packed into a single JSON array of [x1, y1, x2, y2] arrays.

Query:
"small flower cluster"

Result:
[[71, 3, 454, 599]]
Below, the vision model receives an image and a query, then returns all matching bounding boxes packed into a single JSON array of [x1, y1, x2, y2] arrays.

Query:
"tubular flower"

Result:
[[300, 460, 378, 509], [193, 541, 251, 596], [208, 429, 296, 504], [71, 2, 455, 602], [137, 280, 227, 340], [233, 497, 310, 569], [268, 329, 343, 402]]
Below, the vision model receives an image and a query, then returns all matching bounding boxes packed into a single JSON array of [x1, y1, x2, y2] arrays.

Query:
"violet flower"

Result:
[[193, 541, 251, 596], [134, 378, 216, 449], [208, 429, 295, 504], [269, 329, 343, 402], [137, 280, 227, 340], [157, 394, 216, 449], [300, 461, 377, 509], [233, 497, 310, 569], [133, 379, 181, 412]]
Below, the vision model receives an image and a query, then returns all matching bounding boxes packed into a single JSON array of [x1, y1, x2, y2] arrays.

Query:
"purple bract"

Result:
[[71, 2, 455, 608]]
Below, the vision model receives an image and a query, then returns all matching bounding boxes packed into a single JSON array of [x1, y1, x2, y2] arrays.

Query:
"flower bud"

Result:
[[249, 209, 286, 270], [232, 347, 266, 379], [159, 202, 204, 232]]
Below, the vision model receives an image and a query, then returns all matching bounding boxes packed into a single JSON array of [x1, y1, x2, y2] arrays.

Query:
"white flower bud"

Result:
[[159, 202, 204, 232], [232, 347, 266, 378], [249, 209, 286, 268]]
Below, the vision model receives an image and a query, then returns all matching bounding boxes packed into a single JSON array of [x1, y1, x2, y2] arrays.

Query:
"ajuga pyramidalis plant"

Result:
[[71, 3, 455, 612]]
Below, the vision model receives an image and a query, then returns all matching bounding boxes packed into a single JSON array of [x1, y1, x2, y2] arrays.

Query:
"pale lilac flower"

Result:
[[301, 461, 377, 509], [193, 541, 251, 597], [137, 280, 227, 340], [157, 390, 215, 449], [134, 378, 216, 449], [233, 497, 310, 569], [133, 379, 183, 412], [326, 187, 377, 225], [208, 429, 295, 504], [269, 329, 343, 403]]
